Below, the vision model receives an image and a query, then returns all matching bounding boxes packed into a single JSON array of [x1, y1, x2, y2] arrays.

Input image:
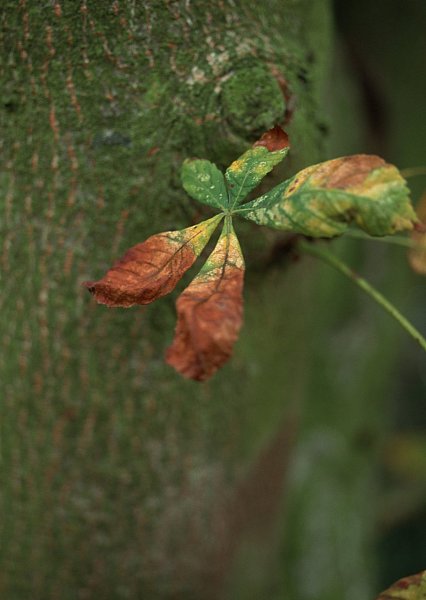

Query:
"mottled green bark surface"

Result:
[[1, 1, 423, 599], [0, 3, 331, 597]]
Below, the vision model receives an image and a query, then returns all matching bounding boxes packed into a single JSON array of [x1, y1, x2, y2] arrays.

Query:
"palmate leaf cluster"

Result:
[[84, 126, 425, 381], [182, 127, 416, 237]]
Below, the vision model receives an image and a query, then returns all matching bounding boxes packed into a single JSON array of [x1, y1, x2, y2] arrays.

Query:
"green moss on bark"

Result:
[[221, 65, 286, 136]]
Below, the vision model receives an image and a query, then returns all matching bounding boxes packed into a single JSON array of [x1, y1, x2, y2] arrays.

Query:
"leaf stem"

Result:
[[343, 229, 424, 250], [400, 166, 426, 179], [224, 213, 233, 233], [298, 240, 426, 354]]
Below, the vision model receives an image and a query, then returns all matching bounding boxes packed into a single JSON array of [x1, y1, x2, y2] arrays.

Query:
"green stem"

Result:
[[224, 213, 233, 233], [298, 240, 426, 354], [344, 230, 424, 250], [400, 166, 426, 178]]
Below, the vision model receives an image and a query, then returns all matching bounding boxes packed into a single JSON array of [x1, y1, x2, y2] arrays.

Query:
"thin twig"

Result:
[[298, 240, 426, 354], [343, 229, 424, 250], [400, 166, 426, 179]]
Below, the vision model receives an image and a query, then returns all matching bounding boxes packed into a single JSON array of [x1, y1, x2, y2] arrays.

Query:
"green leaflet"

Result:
[[181, 126, 290, 211], [181, 158, 228, 210], [225, 145, 289, 208], [239, 155, 418, 238]]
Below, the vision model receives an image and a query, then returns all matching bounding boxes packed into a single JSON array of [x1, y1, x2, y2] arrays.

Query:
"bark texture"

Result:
[[1, 1, 412, 598]]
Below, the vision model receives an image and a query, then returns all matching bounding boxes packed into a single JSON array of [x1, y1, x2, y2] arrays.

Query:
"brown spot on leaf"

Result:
[[253, 125, 290, 152], [323, 154, 385, 189], [376, 570, 426, 599], [166, 225, 244, 381], [83, 216, 222, 307]]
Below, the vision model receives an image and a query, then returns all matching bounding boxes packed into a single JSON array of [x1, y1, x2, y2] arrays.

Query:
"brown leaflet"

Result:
[[83, 214, 223, 307], [253, 124, 290, 152], [165, 221, 244, 381], [408, 192, 426, 274]]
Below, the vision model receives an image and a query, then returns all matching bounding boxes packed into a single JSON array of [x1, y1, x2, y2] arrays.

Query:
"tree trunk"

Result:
[[0, 1, 407, 598]]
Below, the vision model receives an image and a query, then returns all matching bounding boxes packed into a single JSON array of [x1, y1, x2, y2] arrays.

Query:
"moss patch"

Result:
[[221, 66, 286, 138]]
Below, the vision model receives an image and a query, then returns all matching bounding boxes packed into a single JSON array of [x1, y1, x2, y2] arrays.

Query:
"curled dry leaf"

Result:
[[376, 570, 426, 599], [253, 124, 290, 152], [243, 154, 418, 238], [83, 214, 223, 307], [166, 220, 244, 381], [408, 192, 426, 274], [225, 125, 290, 208]]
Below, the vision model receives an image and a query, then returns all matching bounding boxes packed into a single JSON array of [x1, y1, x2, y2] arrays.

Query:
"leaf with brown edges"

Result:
[[242, 154, 418, 238], [165, 220, 244, 381], [408, 192, 426, 274], [83, 214, 223, 307], [225, 125, 290, 208], [376, 570, 426, 599], [253, 124, 290, 152]]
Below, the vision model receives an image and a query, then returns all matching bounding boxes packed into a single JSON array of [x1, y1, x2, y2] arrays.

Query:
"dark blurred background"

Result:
[[334, 0, 426, 589]]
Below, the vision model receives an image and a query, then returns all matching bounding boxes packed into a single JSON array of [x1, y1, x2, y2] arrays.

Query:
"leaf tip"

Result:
[[414, 221, 426, 234], [82, 280, 94, 290], [82, 279, 100, 297], [82, 278, 133, 307], [253, 125, 290, 152]]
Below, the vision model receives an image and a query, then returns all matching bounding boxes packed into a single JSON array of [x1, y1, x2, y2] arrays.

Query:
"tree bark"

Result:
[[0, 1, 403, 598]]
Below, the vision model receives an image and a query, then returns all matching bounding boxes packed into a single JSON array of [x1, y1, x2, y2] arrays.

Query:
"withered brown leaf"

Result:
[[253, 124, 290, 152], [83, 214, 222, 307], [165, 220, 244, 381]]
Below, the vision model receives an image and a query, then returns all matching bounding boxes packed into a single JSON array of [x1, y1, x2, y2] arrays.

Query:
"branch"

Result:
[[298, 240, 426, 354]]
